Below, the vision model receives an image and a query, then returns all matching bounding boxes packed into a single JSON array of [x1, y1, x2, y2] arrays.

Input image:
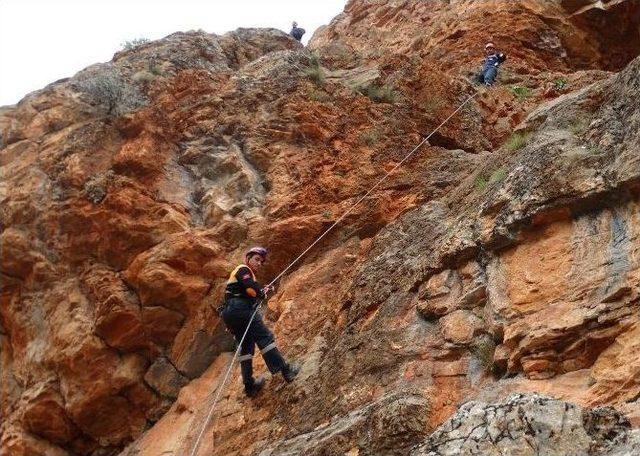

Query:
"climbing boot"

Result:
[[261, 346, 287, 374], [281, 363, 300, 383], [245, 377, 266, 398], [240, 359, 254, 385]]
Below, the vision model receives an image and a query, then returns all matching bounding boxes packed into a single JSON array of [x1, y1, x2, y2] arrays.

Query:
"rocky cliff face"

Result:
[[1, 1, 640, 455]]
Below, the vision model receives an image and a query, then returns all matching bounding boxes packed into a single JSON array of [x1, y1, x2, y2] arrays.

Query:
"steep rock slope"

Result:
[[1, 1, 640, 455], [198, 49, 640, 456]]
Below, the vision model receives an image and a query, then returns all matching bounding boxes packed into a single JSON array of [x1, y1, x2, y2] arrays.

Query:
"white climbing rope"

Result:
[[267, 91, 479, 287], [187, 88, 479, 456], [187, 297, 264, 456]]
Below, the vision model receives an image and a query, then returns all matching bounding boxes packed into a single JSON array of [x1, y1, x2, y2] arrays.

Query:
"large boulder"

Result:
[[411, 394, 640, 456]]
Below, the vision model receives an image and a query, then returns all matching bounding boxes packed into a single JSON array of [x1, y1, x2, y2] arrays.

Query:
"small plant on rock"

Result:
[[147, 56, 163, 76], [489, 167, 507, 184], [304, 54, 325, 86], [149, 63, 163, 76], [510, 86, 532, 102], [358, 83, 397, 104], [554, 77, 568, 91], [471, 335, 497, 372], [359, 129, 380, 146], [76, 66, 148, 116], [121, 38, 150, 51], [474, 174, 489, 191], [132, 70, 156, 86], [505, 132, 529, 151], [475, 167, 508, 191], [309, 89, 330, 102]]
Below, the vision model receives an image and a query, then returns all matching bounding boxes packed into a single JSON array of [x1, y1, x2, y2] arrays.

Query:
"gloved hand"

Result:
[[262, 284, 275, 295]]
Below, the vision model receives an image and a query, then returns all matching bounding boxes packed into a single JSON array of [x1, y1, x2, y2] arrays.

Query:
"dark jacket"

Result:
[[290, 27, 305, 41], [225, 264, 265, 304], [483, 52, 507, 71]]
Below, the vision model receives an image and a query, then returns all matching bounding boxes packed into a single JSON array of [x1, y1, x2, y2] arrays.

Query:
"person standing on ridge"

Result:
[[477, 42, 507, 86], [221, 246, 299, 397], [290, 21, 305, 42]]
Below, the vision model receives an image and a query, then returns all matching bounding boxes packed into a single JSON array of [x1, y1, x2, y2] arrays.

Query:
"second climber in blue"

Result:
[[221, 246, 299, 397], [477, 42, 507, 86], [290, 21, 305, 42]]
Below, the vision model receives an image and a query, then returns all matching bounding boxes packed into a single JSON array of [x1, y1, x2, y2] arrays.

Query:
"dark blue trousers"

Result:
[[221, 298, 287, 386], [477, 66, 498, 85]]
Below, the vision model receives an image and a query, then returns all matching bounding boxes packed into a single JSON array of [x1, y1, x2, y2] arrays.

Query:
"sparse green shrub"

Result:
[[309, 89, 330, 102], [132, 70, 156, 85], [568, 118, 589, 136], [475, 167, 508, 191], [305, 66, 325, 85], [489, 167, 507, 184], [304, 54, 325, 85], [471, 335, 496, 371], [149, 64, 163, 76], [147, 57, 163, 76], [554, 77, 568, 91], [121, 38, 150, 51], [505, 132, 529, 151], [76, 66, 148, 116], [358, 83, 397, 104], [474, 175, 489, 191], [510, 86, 532, 102], [322, 210, 332, 219], [359, 129, 380, 146], [335, 169, 347, 177]]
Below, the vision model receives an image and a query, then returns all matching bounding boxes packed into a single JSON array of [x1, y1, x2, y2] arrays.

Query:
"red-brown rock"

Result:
[[1, 3, 640, 455]]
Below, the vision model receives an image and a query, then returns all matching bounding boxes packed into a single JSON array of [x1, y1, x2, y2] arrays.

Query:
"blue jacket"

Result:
[[483, 53, 507, 71], [290, 27, 305, 41]]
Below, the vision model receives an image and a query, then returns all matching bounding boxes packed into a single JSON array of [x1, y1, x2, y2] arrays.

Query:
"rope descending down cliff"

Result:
[[188, 90, 481, 456]]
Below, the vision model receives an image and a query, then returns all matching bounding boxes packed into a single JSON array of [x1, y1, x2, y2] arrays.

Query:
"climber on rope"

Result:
[[290, 21, 306, 42], [476, 42, 507, 86], [220, 246, 299, 397]]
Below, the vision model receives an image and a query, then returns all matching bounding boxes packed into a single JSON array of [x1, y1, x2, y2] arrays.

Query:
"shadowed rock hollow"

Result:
[[1, 1, 640, 455]]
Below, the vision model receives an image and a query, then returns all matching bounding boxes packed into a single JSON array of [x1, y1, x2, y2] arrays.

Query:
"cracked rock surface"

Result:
[[411, 394, 640, 456]]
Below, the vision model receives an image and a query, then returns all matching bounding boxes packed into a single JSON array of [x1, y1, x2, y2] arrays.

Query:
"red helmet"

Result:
[[245, 246, 268, 260]]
